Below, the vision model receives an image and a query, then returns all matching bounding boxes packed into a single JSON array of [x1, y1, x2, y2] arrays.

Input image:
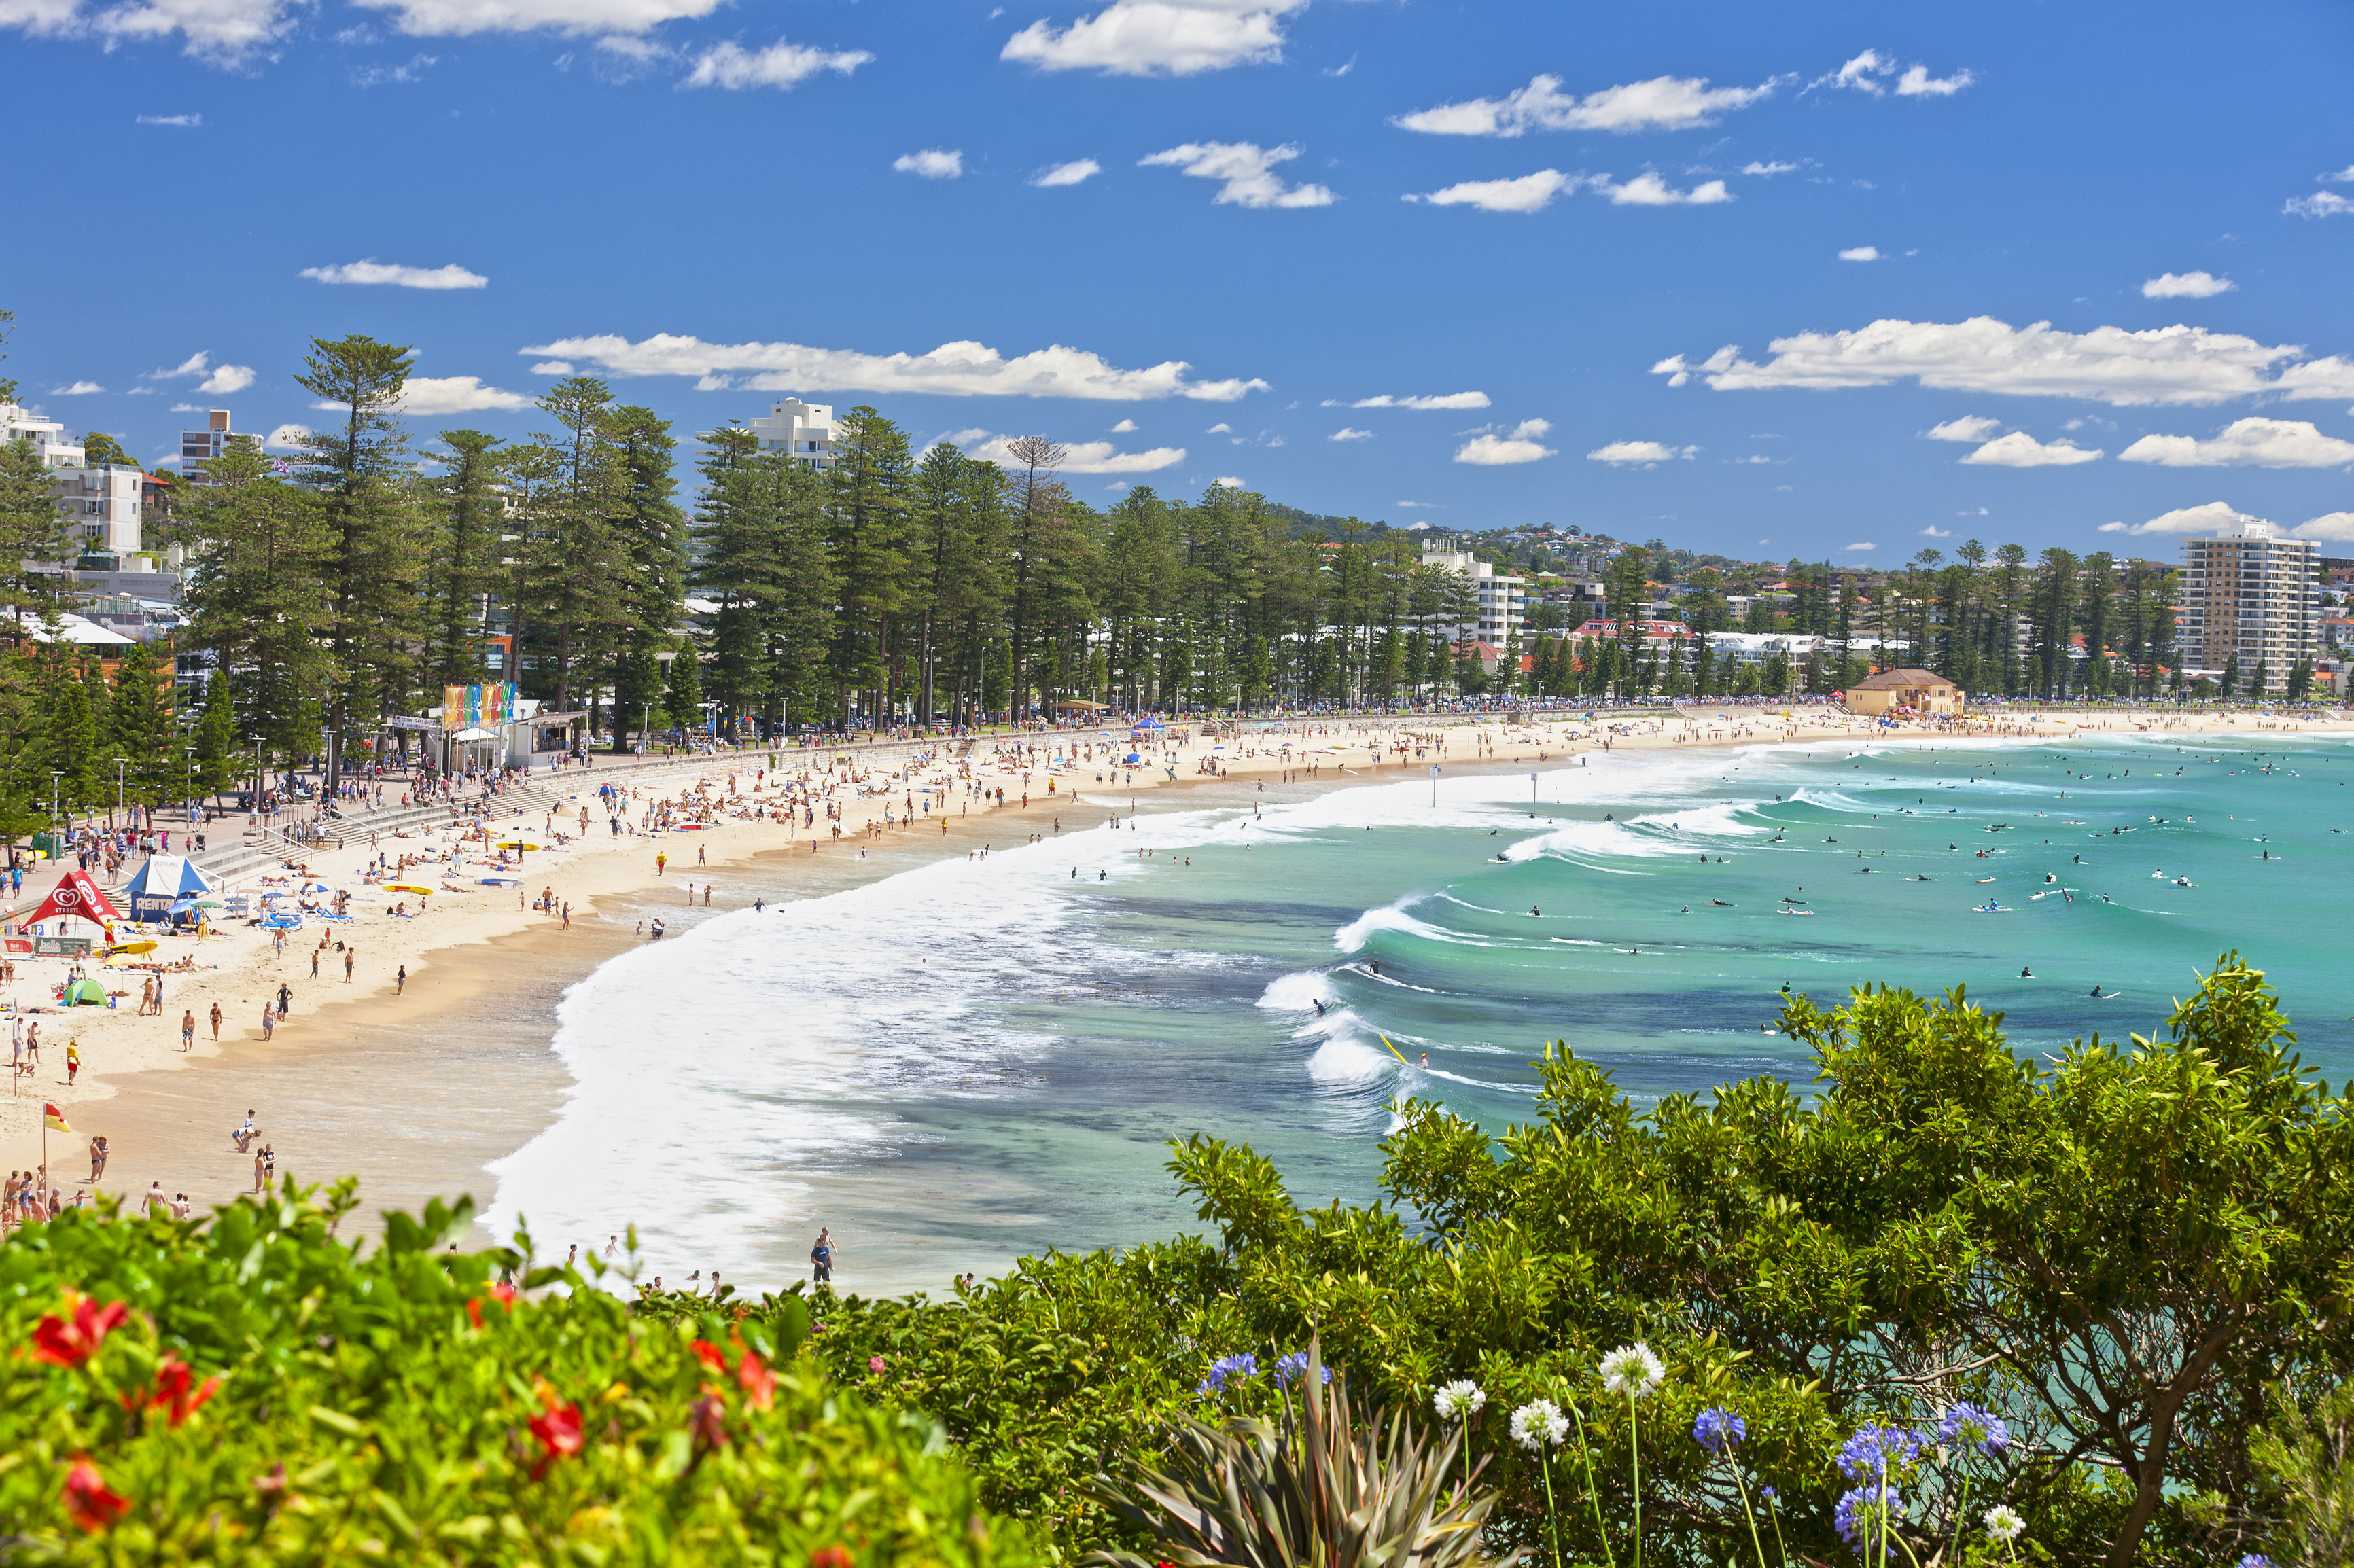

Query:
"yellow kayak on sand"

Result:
[[384, 883, 436, 895]]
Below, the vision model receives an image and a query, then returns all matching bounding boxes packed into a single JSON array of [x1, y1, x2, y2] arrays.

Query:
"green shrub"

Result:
[[0, 1183, 1044, 1567]]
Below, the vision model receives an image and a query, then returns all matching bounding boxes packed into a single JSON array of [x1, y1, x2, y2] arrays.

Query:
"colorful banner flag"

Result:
[[44, 1102, 72, 1133]]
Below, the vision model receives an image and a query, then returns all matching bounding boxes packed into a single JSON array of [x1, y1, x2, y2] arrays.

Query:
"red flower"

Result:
[[690, 1338, 729, 1374], [736, 1347, 775, 1411], [466, 1282, 519, 1329], [150, 1358, 224, 1427], [867, 1355, 887, 1376], [689, 1392, 729, 1449], [527, 1401, 584, 1480], [62, 1460, 131, 1531], [33, 1295, 130, 1368], [811, 1548, 855, 1568]]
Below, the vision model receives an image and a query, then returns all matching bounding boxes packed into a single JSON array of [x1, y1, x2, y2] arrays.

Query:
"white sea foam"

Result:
[[1258, 970, 1331, 1012]]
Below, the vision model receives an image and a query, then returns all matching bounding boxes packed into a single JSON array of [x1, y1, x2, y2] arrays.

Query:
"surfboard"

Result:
[[384, 884, 435, 895], [1375, 1031, 1411, 1065]]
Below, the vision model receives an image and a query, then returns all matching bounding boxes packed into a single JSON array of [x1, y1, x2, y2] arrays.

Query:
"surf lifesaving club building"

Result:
[[1843, 668, 1965, 716]]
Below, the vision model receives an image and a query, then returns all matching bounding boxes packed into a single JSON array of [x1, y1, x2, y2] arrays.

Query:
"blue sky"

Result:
[[3, 0, 2351, 559]]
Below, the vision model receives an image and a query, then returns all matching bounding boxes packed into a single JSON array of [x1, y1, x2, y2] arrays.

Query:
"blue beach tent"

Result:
[[123, 855, 216, 923]]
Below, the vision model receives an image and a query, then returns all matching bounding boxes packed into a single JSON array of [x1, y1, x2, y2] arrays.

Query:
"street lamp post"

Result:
[[49, 770, 63, 862], [1429, 764, 1441, 808], [248, 735, 263, 829], [113, 758, 128, 832]]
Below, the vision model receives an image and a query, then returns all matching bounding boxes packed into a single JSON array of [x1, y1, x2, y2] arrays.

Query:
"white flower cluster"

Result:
[[1599, 1342, 1666, 1400], [1434, 1380, 1488, 1421], [1982, 1505, 2026, 1545], [1510, 1398, 1570, 1452]]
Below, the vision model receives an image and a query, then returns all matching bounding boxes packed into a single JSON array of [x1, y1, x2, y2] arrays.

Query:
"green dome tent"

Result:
[[63, 976, 107, 1006]]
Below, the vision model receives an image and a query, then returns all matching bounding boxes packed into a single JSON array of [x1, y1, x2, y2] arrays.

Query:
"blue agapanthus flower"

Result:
[[1835, 1483, 1901, 1551], [1938, 1402, 2011, 1455], [1693, 1406, 1747, 1455], [2237, 1556, 2275, 1568], [1274, 1351, 1331, 1386], [1837, 1423, 1924, 1480], [1197, 1353, 1258, 1393]]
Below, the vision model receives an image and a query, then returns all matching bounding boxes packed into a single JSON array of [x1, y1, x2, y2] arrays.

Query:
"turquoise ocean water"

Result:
[[488, 732, 2354, 1295]]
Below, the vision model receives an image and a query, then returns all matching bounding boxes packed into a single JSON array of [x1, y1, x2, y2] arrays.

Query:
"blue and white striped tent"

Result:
[[122, 855, 216, 923]]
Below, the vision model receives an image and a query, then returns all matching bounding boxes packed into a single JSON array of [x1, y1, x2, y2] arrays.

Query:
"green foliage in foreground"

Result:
[[0, 1186, 1042, 1567], [801, 957, 2354, 1568]]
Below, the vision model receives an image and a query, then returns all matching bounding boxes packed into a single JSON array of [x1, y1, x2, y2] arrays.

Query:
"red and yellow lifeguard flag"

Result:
[[44, 1102, 72, 1133]]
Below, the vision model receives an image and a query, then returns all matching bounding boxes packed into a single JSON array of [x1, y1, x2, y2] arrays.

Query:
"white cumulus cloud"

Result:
[[1651, 315, 2350, 406], [1742, 160, 1799, 176], [679, 37, 871, 90], [2292, 510, 2354, 541], [1959, 432, 2103, 466], [894, 148, 964, 179], [2118, 416, 2354, 469], [1030, 158, 1102, 187], [397, 376, 535, 415], [1838, 245, 1880, 261], [1001, 0, 1300, 77], [1456, 418, 1555, 465], [960, 432, 1184, 472], [1594, 171, 1731, 206], [1404, 169, 1582, 213], [348, 0, 728, 38], [520, 333, 1270, 402], [300, 259, 488, 289], [265, 422, 311, 448], [1139, 141, 1333, 207], [2287, 191, 2354, 218], [1329, 427, 1373, 442], [2110, 501, 2272, 537], [1393, 73, 1776, 137], [58, 0, 305, 61], [1110, 418, 1138, 432], [1925, 415, 2002, 442], [1842, 541, 1876, 552], [1322, 392, 1490, 410], [2142, 270, 2234, 299], [49, 381, 104, 395], [145, 351, 257, 395], [135, 113, 202, 126], [1587, 439, 1698, 466], [1894, 63, 1972, 96], [1819, 50, 1971, 98]]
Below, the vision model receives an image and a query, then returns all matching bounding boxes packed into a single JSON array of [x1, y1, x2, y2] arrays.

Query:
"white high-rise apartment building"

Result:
[[2177, 527, 2320, 683], [2, 403, 85, 467], [1420, 545, 1526, 643], [54, 465, 143, 554], [747, 399, 838, 469]]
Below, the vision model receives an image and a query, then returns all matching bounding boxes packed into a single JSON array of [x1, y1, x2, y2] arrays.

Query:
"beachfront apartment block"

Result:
[[1, 403, 85, 467], [1421, 545, 1526, 642], [53, 464, 143, 554], [748, 399, 839, 469], [177, 409, 258, 482], [2175, 531, 2321, 680]]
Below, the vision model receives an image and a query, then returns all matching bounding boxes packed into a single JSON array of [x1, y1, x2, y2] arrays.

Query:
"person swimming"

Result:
[[2020, 965, 2033, 978]]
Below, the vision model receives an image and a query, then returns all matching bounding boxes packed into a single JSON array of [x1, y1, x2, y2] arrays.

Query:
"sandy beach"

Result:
[[7, 701, 2339, 1237]]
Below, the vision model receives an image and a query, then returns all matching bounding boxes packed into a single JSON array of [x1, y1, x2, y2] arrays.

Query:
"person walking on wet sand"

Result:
[[344, 948, 355, 983], [209, 1001, 221, 1041], [811, 1227, 835, 1283], [180, 1010, 195, 1051], [656, 851, 667, 876], [396, 965, 406, 995]]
